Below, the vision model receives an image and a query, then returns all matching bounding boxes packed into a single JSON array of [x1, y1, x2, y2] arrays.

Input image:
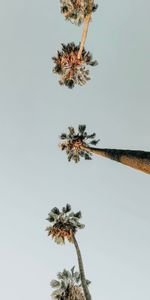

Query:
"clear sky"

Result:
[[0, 0, 150, 300]]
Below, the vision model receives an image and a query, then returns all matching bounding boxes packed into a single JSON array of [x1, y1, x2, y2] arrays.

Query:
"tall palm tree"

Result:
[[46, 204, 92, 300], [50, 267, 90, 300], [59, 125, 150, 174]]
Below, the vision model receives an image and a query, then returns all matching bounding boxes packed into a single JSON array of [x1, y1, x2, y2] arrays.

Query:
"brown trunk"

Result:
[[78, 0, 92, 59], [81, 146, 150, 174], [72, 234, 92, 300]]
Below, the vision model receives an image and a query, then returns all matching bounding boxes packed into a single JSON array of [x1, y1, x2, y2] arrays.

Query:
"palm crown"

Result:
[[50, 267, 90, 300], [60, 0, 98, 26], [46, 204, 85, 244], [59, 124, 100, 162], [52, 43, 98, 88]]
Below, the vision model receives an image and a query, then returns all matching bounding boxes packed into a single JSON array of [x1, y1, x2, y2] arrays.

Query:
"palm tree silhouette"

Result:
[[59, 125, 150, 174], [46, 204, 92, 300]]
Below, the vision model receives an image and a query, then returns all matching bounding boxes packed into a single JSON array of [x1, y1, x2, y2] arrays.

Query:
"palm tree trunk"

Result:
[[72, 234, 92, 300], [78, 0, 92, 59], [81, 145, 150, 174]]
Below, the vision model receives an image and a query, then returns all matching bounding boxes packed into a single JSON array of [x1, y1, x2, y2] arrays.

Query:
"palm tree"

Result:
[[46, 204, 92, 300], [59, 125, 150, 174], [52, 43, 98, 88], [59, 0, 98, 59], [60, 0, 98, 26], [50, 267, 90, 300]]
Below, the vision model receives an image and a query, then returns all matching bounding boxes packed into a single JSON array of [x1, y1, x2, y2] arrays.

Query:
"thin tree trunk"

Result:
[[72, 234, 92, 300], [81, 145, 150, 174], [78, 0, 92, 59]]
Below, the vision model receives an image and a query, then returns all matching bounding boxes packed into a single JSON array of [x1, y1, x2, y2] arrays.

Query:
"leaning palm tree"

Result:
[[50, 267, 90, 300], [46, 204, 92, 300], [59, 125, 150, 174]]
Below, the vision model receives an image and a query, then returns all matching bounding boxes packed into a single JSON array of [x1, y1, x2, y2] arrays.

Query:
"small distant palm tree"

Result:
[[50, 267, 90, 300], [46, 204, 92, 300], [59, 125, 150, 174]]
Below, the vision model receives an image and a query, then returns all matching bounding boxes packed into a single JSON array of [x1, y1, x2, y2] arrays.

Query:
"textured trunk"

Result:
[[72, 234, 92, 300], [82, 146, 150, 174]]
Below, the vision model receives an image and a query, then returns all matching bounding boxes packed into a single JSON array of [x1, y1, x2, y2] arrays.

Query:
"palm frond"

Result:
[[52, 43, 98, 88], [46, 204, 85, 244], [51, 267, 90, 299], [60, 0, 98, 26]]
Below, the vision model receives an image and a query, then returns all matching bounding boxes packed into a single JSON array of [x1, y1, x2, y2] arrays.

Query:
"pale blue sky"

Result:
[[0, 0, 150, 300]]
